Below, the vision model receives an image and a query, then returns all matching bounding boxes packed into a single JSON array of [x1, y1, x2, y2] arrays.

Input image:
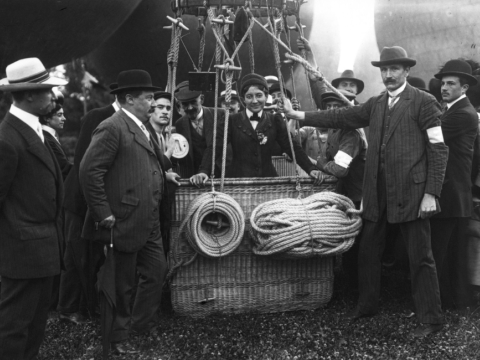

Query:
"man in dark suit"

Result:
[[59, 84, 120, 322], [80, 70, 169, 355], [282, 46, 449, 337], [430, 59, 479, 309], [0, 57, 67, 359], [174, 81, 226, 185]]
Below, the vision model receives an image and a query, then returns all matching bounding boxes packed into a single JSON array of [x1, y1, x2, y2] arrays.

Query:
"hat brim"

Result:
[[331, 77, 365, 94], [371, 58, 416, 68], [0, 76, 68, 92], [218, 95, 240, 102], [434, 71, 478, 86], [110, 85, 162, 94]]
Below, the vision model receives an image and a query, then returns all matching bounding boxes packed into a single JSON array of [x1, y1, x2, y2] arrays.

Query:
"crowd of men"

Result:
[[0, 40, 480, 358]]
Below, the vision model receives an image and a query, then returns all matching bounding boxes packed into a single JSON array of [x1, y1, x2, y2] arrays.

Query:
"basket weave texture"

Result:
[[169, 170, 337, 317]]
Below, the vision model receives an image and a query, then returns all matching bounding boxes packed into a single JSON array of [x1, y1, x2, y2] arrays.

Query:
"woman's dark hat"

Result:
[[154, 91, 172, 101], [407, 77, 431, 94], [371, 46, 416, 68], [269, 82, 292, 99], [434, 59, 478, 86], [331, 70, 365, 94], [240, 73, 268, 96], [174, 81, 202, 102], [110, 70, 161, 94]]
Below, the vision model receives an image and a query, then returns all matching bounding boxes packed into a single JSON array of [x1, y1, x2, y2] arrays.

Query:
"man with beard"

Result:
[[430, 59, 479, 310], [80, 70, 168, 355], [282, 46, 448, 337], [174, 81, 226, 185], [0, 57, 67, 359]]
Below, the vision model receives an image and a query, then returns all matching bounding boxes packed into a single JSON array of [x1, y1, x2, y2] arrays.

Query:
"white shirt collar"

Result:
[[246, 109, 263, 120], [387, 81, 407, 98], [112, 101, 120, 112], [195, 107, 204, 121], [10, 104, 40, 133], [446, 94, 466, 110], [41, 125, 58, 142], [121, 108, 150, 140]]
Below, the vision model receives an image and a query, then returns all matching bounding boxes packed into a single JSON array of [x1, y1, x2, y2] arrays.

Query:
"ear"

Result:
[[125, 94, 135, 105], [199, 94, 205, 105], [462, 83, 470, 93]]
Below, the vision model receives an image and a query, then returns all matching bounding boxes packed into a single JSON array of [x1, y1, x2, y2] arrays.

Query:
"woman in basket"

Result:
[[202, 73, 321, 180]]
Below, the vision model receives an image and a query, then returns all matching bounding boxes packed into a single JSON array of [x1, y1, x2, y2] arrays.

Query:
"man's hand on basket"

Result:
[[99, 215, 115, 229], [166, 172, 181, 186], [310, 170, 324, 186], [190, 172, 209, 187]]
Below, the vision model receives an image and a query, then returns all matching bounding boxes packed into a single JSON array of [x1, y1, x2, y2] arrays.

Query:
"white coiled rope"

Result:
[[179, 191, 245, 258], [250, 192, 362, 258]]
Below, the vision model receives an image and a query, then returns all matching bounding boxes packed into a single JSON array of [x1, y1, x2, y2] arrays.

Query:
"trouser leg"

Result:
[[131, 225, 167, 333], [400, 218, 443, 324], [0, 276, 54, 360]]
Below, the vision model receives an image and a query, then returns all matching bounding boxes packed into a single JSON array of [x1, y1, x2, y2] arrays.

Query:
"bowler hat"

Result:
[[240, 73, 269, 96], [0, 57, 68, 92], [154, 91, 173, 101], [371, 46, 416, 68], [174, 81, 202, 102], [434, 59, 478, 86], [332, 70, 365, 94], [269, 82, 292, 99], [218, 90, 239, 103], [407, 77, 431, 93], [110, 70, 161, 94], [321, 90, 356, 105], [109, 83, 118, 91]]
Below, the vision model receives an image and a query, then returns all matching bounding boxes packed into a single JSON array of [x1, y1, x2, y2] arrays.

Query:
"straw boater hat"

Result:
[[371, 46, 416, 68], [218, 90, 240, 103], [331, 70, 365, 95], [110, 69, 161, 94], [434, 59, 478, 86], [0, 57, 67, 92]]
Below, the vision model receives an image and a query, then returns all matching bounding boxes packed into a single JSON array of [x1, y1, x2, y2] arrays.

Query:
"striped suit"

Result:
[[303, 83, 448, 324]]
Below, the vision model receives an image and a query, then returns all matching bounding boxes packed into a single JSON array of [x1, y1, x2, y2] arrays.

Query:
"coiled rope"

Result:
[[250, 192, 362, 258]]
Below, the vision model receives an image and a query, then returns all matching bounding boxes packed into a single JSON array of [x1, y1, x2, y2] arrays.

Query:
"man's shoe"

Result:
[[345, 308, 376, 322], [413, 323, 444, 338], [59, 312, 87, 325], [110, 341, 140, 355]]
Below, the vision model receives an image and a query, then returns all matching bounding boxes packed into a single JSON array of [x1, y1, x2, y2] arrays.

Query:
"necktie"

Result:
[[388, 95, 397, 110], [36, 123, 44, 143], [140, 124, 150, 141]]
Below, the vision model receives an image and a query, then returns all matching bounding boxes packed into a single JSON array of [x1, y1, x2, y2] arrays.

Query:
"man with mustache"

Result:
[[80, 70, 169, 355], [174, 81, 227, 185], [218, 90, 241, 114], [429, 59, 479, 310], [282, 46, 449, 338]]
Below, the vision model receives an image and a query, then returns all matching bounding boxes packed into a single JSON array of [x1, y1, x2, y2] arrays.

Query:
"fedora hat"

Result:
[[332, 70, 365, 94], [218, 90, 240, 103], [434, 59, 478, 86], [0, 58, 68, 92], [269, 82, 292, 99], [110, 69, 161, 94], [240, 73, 269, 96], [154, 91, 173, 101], [407, 76, 431, 94], [371, 46, 416, 68], [321, 89, 356, 104], [174, 81, 202, 102]]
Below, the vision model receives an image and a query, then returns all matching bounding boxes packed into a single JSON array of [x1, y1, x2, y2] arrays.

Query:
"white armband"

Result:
[[334, 151, 353, 169], [426, 126, 444, 144]]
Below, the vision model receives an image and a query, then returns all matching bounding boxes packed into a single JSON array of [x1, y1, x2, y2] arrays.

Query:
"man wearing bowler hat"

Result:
[[80, 70, 169, 355], [282, 46, 449, 337], [0, 57, 67, 359], [429, 59, 479, 310], [174, 81, 227, 185]]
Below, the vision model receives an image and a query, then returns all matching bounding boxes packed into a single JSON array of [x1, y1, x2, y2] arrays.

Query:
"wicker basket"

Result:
[[169, 176, 338, 317]]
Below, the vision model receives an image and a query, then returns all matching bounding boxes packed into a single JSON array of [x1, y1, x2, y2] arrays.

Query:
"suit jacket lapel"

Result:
[[444, 96, 468, 118], [384, 84, 412, 144], [6, 113, 57, 178], [256, 111, 272, 134], [238, 111, 259, 142], [121, 111, 154, 154]]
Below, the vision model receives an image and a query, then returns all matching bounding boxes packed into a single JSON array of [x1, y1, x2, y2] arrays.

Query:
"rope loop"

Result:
[[250, 192, 363, 259]]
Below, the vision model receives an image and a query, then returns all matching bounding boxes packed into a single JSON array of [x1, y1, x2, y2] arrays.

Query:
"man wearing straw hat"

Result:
[[282, 46, 449, 337], [80, 70, 168, 355], [0, 57, 67, 359]]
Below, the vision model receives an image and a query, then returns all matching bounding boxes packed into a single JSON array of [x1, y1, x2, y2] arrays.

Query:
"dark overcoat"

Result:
[[43, 130, 72, 180]]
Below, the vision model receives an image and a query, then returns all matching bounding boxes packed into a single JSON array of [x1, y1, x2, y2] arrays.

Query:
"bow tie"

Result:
[[250, 113, 260, 121]]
